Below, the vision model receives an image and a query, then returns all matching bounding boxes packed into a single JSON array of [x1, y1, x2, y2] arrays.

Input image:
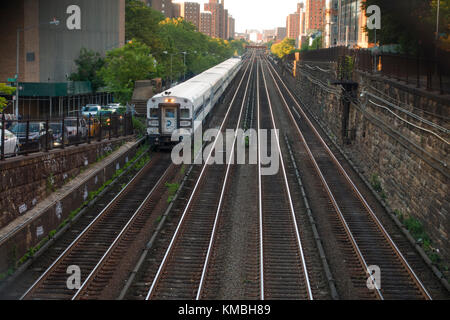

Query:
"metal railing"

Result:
[[1, 112, 134, 161], [298, 47, 450, 94]]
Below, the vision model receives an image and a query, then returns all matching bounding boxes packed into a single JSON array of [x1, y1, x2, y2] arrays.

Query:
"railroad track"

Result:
[[136, 53, 256, 300], [257, 57, 313, 300], [263, 56, 432, 300], [21, 152, 172, 300]]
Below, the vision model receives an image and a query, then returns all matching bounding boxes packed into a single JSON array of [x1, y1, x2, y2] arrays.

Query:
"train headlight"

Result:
[[149, 120, 159, 127], [180, 121, 191, 127]]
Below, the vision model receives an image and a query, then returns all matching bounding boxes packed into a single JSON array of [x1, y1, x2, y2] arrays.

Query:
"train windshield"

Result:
[[165, 110, 175, 118]]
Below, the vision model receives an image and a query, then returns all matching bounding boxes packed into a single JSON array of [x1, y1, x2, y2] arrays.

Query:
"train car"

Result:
[[147, 57, 242, 147]]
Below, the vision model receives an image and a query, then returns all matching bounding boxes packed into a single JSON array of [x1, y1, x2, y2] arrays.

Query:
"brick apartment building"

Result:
[[200, 11, 212, 37], [276, 27, 287, 41], [142, 0, 175, 18], [204, 0, 226, 39], [286, 3, 302, 40], [179, 2, 200, 30], [227, 15, 235, 39], [304, 0, 326, 33]]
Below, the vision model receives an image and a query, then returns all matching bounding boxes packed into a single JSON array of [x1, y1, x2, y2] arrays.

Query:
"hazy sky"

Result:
[[193, 0, 304, 33]]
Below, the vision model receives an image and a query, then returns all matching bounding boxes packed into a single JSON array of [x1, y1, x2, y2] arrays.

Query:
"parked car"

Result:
[[9, 122, 53, 152], [82, 104, 102, 118], [0, 129, 19, 155], [64, 117, 88, 141]]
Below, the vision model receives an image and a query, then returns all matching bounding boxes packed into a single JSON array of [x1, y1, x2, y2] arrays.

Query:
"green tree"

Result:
[[310, 35, 322, 50], [271, 38, 296, 59], [125, 0, 165, 51], [0, 83, 16, 113], [99, 40, 157, 105], [69, 48, 105, 92], [124, 1, 245, 85], [363, 0, 449, 54]]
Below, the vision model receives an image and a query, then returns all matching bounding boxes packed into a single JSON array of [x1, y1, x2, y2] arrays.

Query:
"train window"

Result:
[[150, 109, 158, 118], [165, 109, 175, 118], [181, 109, 190, 119]]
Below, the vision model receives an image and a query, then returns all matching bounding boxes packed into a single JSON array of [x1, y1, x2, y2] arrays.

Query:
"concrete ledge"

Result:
[[0, 137, 143, 274]]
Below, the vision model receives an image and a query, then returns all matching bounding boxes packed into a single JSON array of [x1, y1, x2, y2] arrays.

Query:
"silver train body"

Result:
[[147, 57, 242, 146]]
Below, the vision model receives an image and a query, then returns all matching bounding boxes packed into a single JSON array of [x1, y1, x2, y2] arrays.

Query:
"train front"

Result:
[[147, 94, 193, 147]]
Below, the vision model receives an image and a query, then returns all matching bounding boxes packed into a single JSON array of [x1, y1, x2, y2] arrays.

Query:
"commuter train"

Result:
[[147, 57, 242, 147]]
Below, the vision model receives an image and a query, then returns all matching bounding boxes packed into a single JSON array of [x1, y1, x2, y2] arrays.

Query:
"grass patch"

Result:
[[394, 209, 442, 265], [370, 173, 383, 193], [166, 182, 180, 203]]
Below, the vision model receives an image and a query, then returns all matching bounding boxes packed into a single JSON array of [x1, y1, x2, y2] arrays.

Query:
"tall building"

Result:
[[286, 13, 300, 40], [227, 15, 235, 39], [200, 11, 212, 37], [179, 2, 200, 30], [172, 2, 181, 17], [204, 0, 226, 39], [0, 0, 125, 83], [336, 0, 368, 48], [224, 9, 229, 39], [144, 0, 174, 18], [276, 27, 287, 41], [304, 0, 326, 34], [263, 29, 276, 42], [324, 0, 339, 47]]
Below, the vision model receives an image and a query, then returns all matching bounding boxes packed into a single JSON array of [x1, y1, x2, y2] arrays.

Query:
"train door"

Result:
[[160, 104, 180, 135]]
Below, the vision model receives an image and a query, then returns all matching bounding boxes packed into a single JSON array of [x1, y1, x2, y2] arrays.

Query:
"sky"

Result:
[[194, 0, 303, 33]]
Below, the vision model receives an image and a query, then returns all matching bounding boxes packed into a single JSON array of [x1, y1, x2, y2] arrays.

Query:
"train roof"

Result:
[[153, 57, 241, 103]]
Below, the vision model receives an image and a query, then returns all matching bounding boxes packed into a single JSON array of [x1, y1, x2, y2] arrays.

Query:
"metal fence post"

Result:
[[1, 112, 5, 161], [45, 117, 49, 152], [88, 114, 91, 144], [76, 113, 80, 146], [61, 117, 65, 149], [24, 118, 29, 156], [98, 113, 102, 142]]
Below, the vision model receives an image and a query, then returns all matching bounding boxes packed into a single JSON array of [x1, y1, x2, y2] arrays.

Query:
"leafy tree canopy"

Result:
[[0, 83, 16, 113], [271, 38, 296, 59], [99, 40, 157, 105], [363, 0, 449, 54], [69, 48, 105, 92]]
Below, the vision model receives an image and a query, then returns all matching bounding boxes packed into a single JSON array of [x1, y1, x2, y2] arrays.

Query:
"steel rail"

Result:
[[259, 57, 314, 300], [20, 152, 162, 300], [256, 58, 264, 301], [145, 53, 255, 300], [265, 57, 432, 300], [195, 54, 256, 300], [71, 164, 173, 300]]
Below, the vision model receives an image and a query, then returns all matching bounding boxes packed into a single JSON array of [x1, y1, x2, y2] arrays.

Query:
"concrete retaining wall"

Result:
[[0, 137, 140, 274]]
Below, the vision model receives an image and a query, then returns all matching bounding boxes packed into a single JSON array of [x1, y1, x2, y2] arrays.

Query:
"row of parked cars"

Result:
[[1, 103, 125, 157], [81, 103, 124, 118]]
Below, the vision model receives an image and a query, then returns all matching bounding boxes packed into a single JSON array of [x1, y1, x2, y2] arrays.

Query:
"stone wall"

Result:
[[0, 138, 141, 274], [0, 138, 132, 230], [287, 61, 449, 263]]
